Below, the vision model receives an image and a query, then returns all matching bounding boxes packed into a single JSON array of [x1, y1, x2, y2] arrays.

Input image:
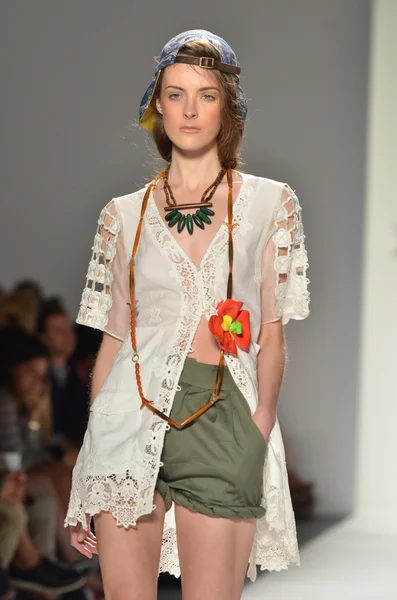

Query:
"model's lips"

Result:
[[179, 127, 201, 132]]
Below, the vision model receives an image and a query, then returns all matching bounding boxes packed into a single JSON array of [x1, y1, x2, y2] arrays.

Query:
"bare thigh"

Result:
[[94, 491, 166, 600], [175, 504, 257, 600]]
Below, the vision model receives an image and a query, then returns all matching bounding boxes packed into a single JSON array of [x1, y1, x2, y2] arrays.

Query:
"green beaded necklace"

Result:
[[163, 164, 227, 235]]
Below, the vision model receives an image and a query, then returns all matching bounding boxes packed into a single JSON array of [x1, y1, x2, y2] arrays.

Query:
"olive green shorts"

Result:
[[155, 356, 268, 519]]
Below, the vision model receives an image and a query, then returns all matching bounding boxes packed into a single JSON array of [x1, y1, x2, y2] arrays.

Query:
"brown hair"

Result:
[[150, 41, 245, 170]]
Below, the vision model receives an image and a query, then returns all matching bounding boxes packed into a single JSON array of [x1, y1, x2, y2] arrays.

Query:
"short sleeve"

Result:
[[260, 184, 310, 325], [76, 199, 131, 341]]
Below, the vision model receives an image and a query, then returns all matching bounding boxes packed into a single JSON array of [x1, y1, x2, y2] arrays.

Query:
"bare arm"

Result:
[[255, 319, 286, 423], [253, 183, 309, 440], [90, 332, 123, 405]]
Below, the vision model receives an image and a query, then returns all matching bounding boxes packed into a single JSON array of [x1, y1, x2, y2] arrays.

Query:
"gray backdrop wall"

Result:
[[1, 0, 371, 516]]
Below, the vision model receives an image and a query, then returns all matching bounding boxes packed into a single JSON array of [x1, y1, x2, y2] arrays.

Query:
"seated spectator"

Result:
[[38, 302, 90, 449], [0, 462, 86, 596]]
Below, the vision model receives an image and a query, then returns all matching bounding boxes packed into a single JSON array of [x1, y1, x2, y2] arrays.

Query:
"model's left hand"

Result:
[[252, 407, 276, 444]]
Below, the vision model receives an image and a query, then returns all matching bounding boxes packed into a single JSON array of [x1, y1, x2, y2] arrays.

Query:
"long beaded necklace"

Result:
[[163, 164, 227, 234]]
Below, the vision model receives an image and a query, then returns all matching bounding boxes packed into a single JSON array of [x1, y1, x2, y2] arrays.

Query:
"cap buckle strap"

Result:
[[199, 56, 215, 69]]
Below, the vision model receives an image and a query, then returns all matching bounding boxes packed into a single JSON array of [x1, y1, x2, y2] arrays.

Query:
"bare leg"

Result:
[[175, 504, 256, 600], [94, 491, 166, 600]]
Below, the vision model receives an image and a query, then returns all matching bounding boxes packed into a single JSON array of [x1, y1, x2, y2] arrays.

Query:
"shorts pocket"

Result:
[[233, 388, 267, 451], [248, 413, 268, 450]]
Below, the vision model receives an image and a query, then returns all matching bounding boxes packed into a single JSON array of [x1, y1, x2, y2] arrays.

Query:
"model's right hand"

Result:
[[70, 522, 98, 558]]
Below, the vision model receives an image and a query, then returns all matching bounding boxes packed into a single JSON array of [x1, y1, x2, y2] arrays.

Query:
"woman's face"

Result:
[[12, 357, 49, 403], [156, 63, 222, 153]]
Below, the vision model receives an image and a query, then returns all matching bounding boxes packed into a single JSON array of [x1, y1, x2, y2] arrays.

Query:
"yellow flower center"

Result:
[[221, 315, 233, 331]]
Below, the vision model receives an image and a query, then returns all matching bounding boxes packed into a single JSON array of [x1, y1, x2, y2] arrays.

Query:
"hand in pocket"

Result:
[[252, 408, 276, 444]]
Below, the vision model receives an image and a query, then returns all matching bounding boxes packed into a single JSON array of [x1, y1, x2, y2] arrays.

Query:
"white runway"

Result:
[[242, 517, 397, 600]]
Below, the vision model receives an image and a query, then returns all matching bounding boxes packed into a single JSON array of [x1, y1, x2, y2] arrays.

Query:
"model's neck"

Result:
[[167, 146, 227, 192]]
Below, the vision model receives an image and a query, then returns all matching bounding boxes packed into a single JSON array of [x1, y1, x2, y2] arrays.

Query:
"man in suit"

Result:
[[38, 302, 90, 449]]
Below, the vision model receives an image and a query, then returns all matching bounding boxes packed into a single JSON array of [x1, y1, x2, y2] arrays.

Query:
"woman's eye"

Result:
[[168, 93, 216, 100]]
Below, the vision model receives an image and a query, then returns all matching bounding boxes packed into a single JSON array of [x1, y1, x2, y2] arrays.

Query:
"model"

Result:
[[65, 29, 310, 600]]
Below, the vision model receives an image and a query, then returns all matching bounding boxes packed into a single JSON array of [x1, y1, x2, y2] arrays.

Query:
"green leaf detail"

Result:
[[186, 214, 194, 235], [200, 206, 215, 216], [165, 209, 178, 222], [192, 213, 205, 229], [168, 211, 182, 227], [177, 214, 186, 233], [196, 209, 211, 225]]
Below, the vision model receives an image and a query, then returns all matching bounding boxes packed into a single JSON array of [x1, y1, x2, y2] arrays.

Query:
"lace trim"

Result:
[[273, 186, 310, 323], [159, 528, 180, 578], [247, 477, 300, 580], [65, 466, 143, 529], [76, 201, 121, 331]]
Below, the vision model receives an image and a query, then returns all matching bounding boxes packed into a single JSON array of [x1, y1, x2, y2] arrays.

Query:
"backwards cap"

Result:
[[139, 29, 247, 132]]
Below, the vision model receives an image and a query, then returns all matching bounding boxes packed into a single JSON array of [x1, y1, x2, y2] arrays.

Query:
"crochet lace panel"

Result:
[[76, 200, 121, 334], [273, 185, 310, 324]]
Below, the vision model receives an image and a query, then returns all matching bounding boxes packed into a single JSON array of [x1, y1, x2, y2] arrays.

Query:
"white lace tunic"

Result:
[[65, 171, 310, 581]]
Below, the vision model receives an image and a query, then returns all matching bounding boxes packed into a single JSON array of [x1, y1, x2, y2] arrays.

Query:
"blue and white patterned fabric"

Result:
[[139, 29, 247, 131]]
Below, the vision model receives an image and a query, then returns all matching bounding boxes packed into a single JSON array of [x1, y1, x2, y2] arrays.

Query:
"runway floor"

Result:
[[156, 515, 384, 600], [241, 516, 397, 600]]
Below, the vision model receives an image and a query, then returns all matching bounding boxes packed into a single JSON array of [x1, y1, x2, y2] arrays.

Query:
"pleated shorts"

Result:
[[155, 356, 268, 519]]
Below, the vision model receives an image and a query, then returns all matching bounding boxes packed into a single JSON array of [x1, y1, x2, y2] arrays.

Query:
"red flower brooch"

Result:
[[208, 299, 251, 356]]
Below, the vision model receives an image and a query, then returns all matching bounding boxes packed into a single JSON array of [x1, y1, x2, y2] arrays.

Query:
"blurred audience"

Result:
[[0, 280, 104, 598]]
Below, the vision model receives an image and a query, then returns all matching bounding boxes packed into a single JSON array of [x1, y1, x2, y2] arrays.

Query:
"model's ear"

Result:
[[156, 98, 163, 115]]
